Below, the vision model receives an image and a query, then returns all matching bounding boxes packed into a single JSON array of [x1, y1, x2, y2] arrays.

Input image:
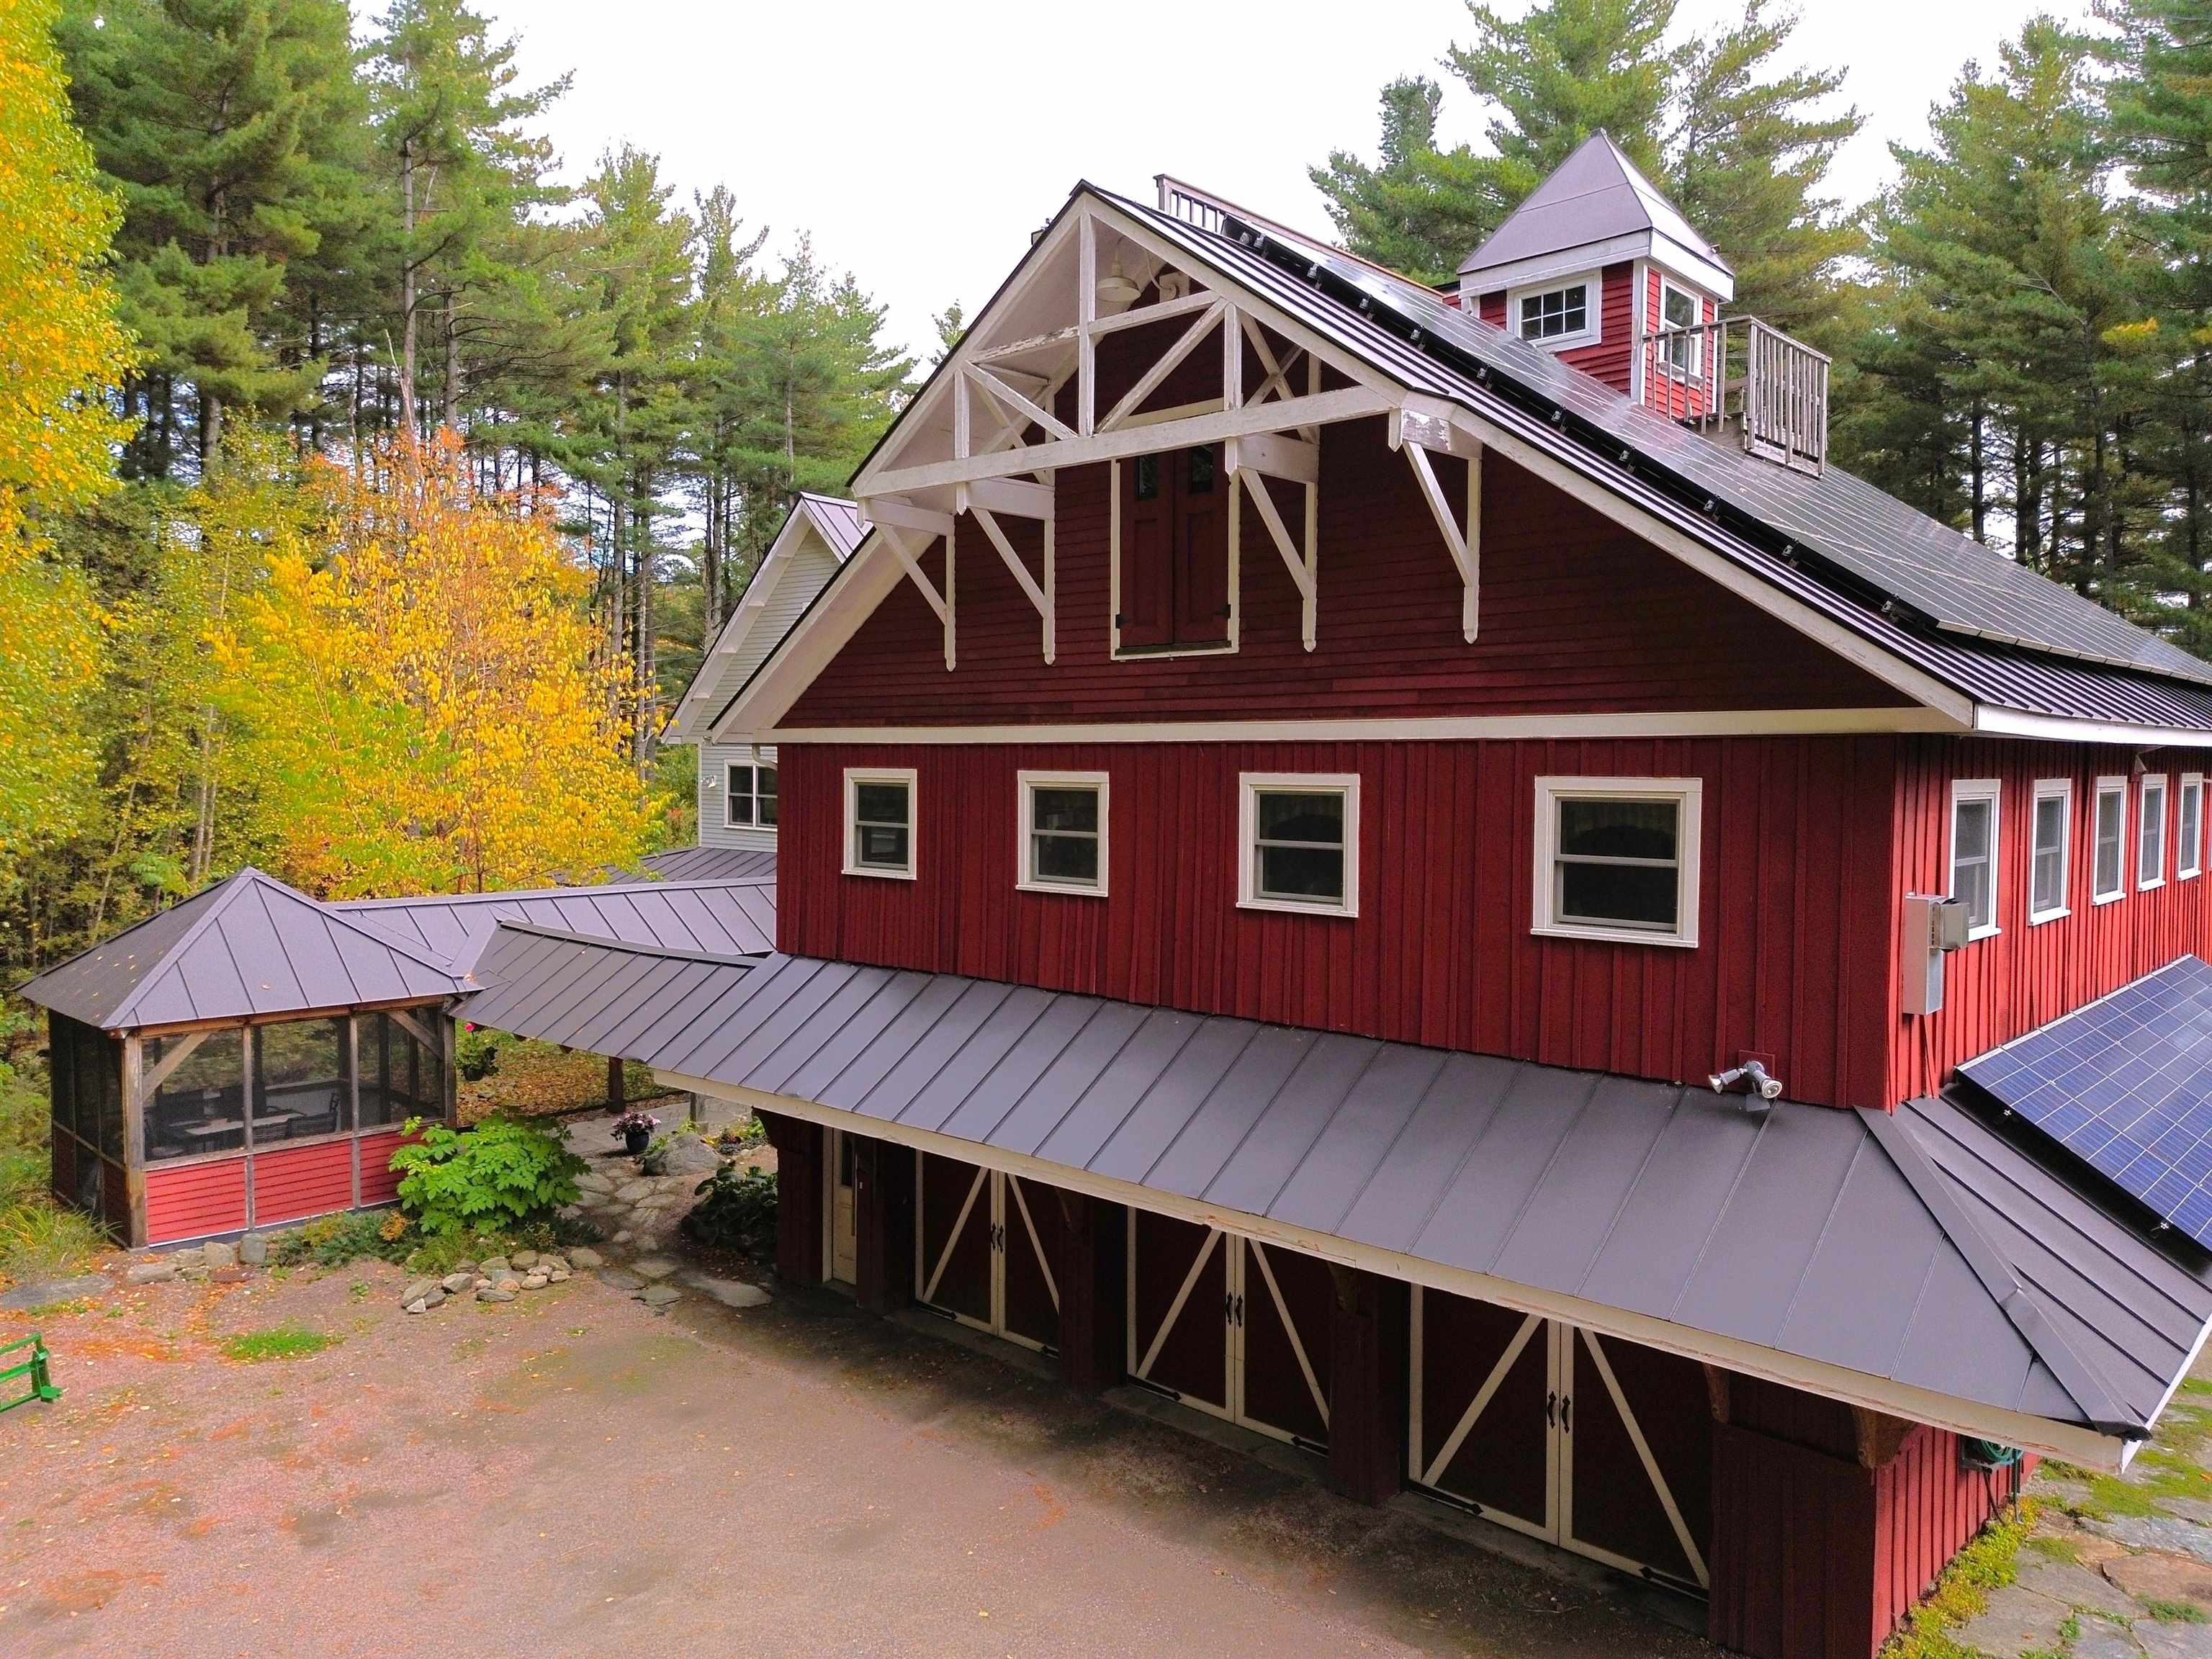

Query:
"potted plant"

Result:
[[611, 1110, 659, 1157]]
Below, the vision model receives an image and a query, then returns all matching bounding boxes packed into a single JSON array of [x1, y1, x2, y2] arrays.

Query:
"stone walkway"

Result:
[[1951, 1361, 2212, 1658], [554, 1104, 774, 1317]]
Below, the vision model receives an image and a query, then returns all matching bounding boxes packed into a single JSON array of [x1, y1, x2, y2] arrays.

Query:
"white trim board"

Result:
[[655, 1071, 2139, 1472]]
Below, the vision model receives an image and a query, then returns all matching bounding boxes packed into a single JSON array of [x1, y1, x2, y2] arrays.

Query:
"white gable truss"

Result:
[[712, 185, 1979, 745]]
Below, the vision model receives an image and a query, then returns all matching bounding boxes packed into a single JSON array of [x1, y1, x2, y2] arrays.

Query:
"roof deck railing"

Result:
[[1641, 315, 1830, 477]]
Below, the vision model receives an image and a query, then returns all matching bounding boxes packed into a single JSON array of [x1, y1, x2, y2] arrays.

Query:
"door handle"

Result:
[[1232, 1293, 1244, 1327], [1223, 1292, 1235, 1324], [1560, 1393, 1571, 1433], [1546, 1390, 1557, 1427]]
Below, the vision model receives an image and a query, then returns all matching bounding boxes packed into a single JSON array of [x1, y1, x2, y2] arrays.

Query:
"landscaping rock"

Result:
[[477, 1285, 516, 1303], [2138, 1618, 2212, 1659], [547, 1268, 570, 1284], [441, 1272, 474, 1295], [537, 1254, 569, 1275], [596, 1268, 644, 1292], [612, 1229, 634, 1245], [2067, 1624, 2146, 1659], [491, 1273, 522, 1295], [574, 1172, 615, 1195], [452, 1258, 478, 1276], [405, 1298, 428, 1314], [202, 1240, 236, 1269], [511, 1249, 539, 1269], [421, 1287, 445, 1308], [557, 1204, 584, 1220], [478, 1256, 511, 1277], [1948, 1585, 2069, 1657], [398, 1277, 440, 1307], [2105, 1549, 2212, 1609], [238, 1233, 267, 1266], [2089, 1516, 2212, 1567], [2016, 1556, 2141, 1621], [639, 1284, 680, 1308], [631, 1257, 677, 1280], [567, 1247, 603, 1269], [0, 1273, 111, 1309], [124, 1262, 176, 1286], [615, 1179, 655, 1203], [658, 1136, 721, 1176], [521, 1273, 547, 1290], [683, 1274, 770, 1309]]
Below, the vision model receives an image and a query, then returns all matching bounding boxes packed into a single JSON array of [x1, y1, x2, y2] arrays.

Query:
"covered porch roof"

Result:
[[454, 928, 2212, 1470]]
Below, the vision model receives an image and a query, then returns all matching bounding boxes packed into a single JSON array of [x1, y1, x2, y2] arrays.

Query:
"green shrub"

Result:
[[454, 1025, 500, 1082], [267, 1210, 414, 1269], [0, 1040, 108, 1283], [681, 1162, 778, 1254], [0, 1200, 108, 1283], [390, 1115, 585, 1237]]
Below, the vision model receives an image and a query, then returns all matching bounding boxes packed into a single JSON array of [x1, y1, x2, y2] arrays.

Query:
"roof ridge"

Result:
[[107, 868, 278, 1028], [476, 921, 762, 972], [1858, 1105, 2143, 1436]]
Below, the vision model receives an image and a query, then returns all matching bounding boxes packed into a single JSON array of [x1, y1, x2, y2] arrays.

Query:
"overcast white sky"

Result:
[[467, 0, 2072, 365]]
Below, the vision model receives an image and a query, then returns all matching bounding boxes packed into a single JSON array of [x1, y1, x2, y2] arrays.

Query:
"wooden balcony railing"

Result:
[[1641, 316, 1830, 476]]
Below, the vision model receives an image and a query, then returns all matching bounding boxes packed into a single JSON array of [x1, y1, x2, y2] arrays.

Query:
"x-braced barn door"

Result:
[[1125, 1211, 1332, 1449], [914, 1154, 1061, 1352], [1410, 1291, 1711, 1593]]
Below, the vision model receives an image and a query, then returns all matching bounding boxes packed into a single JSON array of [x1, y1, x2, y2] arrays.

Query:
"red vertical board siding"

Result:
[[357, 1129, 410, 1208], [1470, 264, 1636, 394], [780, 418, 1909, 732], [781, 734, 1899, 1107], [1889, 737, 2212, 1102], [145, 1158, 249, 1244], [1642, 267, 1718, 420], [1870, 1427, 2018, 1647], [249, 1139, 356, 1226]]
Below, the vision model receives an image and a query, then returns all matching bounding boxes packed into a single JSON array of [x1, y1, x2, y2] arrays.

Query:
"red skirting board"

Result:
[[250, 1138, 356, 1226], [356, 1129, 412, 1208], [145, 1159, 248, 1245]]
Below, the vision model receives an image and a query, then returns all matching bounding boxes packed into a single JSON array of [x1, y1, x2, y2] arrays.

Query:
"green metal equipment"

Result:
[[0, 1332, 60, 1412]]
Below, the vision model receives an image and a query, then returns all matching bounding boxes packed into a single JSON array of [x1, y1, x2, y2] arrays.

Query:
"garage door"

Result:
[[914, 1152, 1062, 1352]]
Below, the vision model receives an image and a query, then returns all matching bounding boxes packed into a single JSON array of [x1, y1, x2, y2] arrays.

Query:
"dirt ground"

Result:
[[0, 1254, 1717, 1659]]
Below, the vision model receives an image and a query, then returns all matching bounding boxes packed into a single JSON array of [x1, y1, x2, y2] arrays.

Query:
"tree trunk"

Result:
[[442, 289, 460, 429], [1969, 400, 1986, 545], [400, 136, 418, 439], [636, 464, 655, 775]]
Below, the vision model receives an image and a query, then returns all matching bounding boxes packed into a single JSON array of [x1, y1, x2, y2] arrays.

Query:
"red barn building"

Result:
[[549, 156, 2212, 1658]]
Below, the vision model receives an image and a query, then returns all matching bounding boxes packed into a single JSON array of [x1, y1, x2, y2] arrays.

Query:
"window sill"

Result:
[[2140, 878, 2166, 893], [1964, 925, 2001, 943], [1238, 895, 1357, 920], [1530, 922, 1697, 950], [1527, 330, 1601, 354], [2093, 889, 2125, 906], [842, 863, 916, 881], [726, 823, 779, 835], [1017, 878, 1107, 899], [1112, 640, 1236, 662], [2182, 868, 2202, 882], [2028, 907, 2070, 927]]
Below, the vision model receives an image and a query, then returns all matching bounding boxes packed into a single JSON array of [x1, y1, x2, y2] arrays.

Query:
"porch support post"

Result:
[[606, 1053, 625, 1113], [853, 1136, 914, 1316], [760, 1111, 824, 1286], [120, 1033, 148, 1249], [1053, 1190, 1125, 1394], [1326, 1264, 1406, 1507]]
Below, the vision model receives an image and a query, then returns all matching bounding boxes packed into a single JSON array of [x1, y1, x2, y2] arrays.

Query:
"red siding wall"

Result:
[[1474, 262, 1637, 392], [1871, 1426, 2022, 1643], [779, 734, 1901, 1107], [783, 418, 1908, 731], [251, 1139, 356, 1226], [357, 1129, 410, 1208], [1642, 266, 1718, 420], [145, 1159, 248, 1245], [1889, 737, 2212, 1101]]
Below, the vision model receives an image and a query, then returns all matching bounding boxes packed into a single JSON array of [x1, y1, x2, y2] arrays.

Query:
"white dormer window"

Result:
[[1511, 274, 1599, 349], [1659, 278, 1703, 373]]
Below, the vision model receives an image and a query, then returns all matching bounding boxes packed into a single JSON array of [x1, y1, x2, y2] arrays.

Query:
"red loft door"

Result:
[[1118, 446, 1229, 650]]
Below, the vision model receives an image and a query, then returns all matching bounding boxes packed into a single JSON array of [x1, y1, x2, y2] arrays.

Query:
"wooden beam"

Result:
[[1099, 299, 1227, 433], [1077, 212, 1097, 436], [137, 1028, 208, 1097], [860, 496, 956, 537], [1086, 284, 1218, 339], [1403, 441, 1480, 643], [880, 524, 950, 626], [386, 1005, 441, 1054], [862, 386, 1393, 495], [966, 475, 1054, 522], [969, 366, 1076, 444], [1234, 468, 1317, 650], [969, 504, 1054, 663], [1234, 430, 1318, 485]]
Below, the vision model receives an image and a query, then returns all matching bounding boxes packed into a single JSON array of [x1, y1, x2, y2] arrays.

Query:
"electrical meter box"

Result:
[[1899, 894, 1969, 1016]]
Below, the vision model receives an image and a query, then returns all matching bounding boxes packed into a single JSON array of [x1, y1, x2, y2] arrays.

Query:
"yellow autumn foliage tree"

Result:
[[219, 433, 652, 896], [0, 0, 136, 860]]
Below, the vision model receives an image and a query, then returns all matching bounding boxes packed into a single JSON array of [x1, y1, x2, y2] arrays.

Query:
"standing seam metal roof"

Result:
[[334, 878, 777, 978], [459, 932, 2212, 1442], [16, 868, 462, 1033]]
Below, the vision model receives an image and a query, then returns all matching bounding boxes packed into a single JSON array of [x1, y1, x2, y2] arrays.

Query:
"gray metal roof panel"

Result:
[[899, 985, 1061, 1136], [1101, 186, 2212, 701], [335, 878, 777, 976], [641, 844, 780, 884], [1129, 1024, 1316, 1195], [938, 994, 1107, 1146], [1203, 1033, 1385, 1216], [1335, 1053, 1522, 1254], [987, 999, 1153, 1156], [1046, 1010, 1249, 1172], [1459, 131, 1725, 279], [1267, 1042, 1445, 1236], [1491, 1073, 1680, 1291]]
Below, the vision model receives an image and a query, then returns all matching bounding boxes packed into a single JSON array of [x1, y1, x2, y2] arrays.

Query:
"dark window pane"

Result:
[[859, 824, 909, 867], [1031, 786, 1097, 835], [855, 782, 909, 825], [1134, 454, 1159, 500], [361, 1012, 439, 1130], [728, 764, 752, 796], [758, 767, 777, 801], [1259, 843, 1344, 901], [146, 1028, 246, 1163], [1663, 286, 1698, 329], [729, 793, 753, 826], [1256, 791, 1344, 845], [1187, 446, 1215, 493], [1953, 799, 1990, 864], [1559, 862, 1677, 929], [252, 1019, 351, 1141], [759, 790, 778, 827], [1033, 834, 1099, 884], [1558, 799, 1677, 860]]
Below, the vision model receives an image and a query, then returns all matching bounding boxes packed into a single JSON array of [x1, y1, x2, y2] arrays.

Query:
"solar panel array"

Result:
[[1959, 957, 2212, 1247]]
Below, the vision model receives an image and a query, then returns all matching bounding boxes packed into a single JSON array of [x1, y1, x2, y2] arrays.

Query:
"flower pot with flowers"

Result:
[[612, 1110, 659, 1157]]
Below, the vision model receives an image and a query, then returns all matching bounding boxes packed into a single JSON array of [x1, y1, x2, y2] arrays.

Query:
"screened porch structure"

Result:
[[20, 869, 462, 1246]]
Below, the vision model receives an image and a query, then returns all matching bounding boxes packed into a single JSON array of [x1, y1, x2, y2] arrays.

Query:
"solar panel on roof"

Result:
[[1959, 957, 2212, 1246]]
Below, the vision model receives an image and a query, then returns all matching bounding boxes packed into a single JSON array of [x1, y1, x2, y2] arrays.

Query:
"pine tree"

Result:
[[1308, 78, 1508, 287], [57, 0, 364, 472]]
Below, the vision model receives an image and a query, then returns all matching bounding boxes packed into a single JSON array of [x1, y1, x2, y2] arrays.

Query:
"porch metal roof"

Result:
[[458, 935, 2212, 1447], [336, 878, 777, 979], [639, 845, 779, 884], [17, 868, 462, 1033]]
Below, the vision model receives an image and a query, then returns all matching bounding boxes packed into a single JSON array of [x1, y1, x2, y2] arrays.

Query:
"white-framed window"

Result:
[[1658, 277, 1703, 373], [1948, 779, 2001, 940], [1510, 273, 1599, 349], [1238, 774, 1359, 917], [1017, 770, 1108, 896], [2029, 779, 2071, 925], [2093, 776, 2127, 903], [2140, 773, 2169, 890], [724, 761, 778, 830], [1532, 777, 1702, 948], [843, 768, 917, 880], [2181, 774, 2203, 880]]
